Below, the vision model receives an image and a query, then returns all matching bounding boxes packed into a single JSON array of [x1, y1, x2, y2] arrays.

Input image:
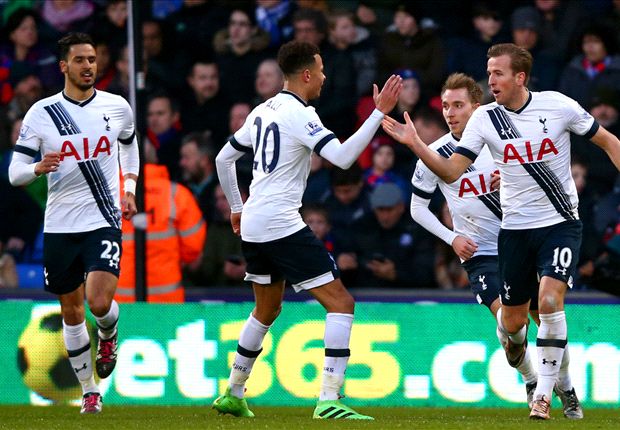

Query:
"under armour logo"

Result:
[[74, 362, 87, 373], [539, 117, 548, 133], [109, 259, 119, 269], [500, 127, 513, 136], [503, 282, 511, 300], [61, 124, 75, 133], [103, 114, 111, 131], [479, 275, 487, 290], [554, 266, 567, 275], [542, 358, 557, 366]]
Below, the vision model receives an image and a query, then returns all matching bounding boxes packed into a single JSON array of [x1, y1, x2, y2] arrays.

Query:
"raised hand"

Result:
[[373, 74, 403, 114], [382, 111, 419, 147], [34, 152, 61, 175]]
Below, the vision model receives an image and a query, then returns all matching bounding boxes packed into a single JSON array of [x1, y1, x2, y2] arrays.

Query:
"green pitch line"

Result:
[[0, 406, 617, 430]]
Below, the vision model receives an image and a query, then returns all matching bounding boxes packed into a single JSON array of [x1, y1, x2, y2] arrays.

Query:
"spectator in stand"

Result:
[[301, 203, 337, 254], [448, 1, 507, 83], [572, 88, 620, 198], [303, 152, 332, 205], [254, 58, 284, 105], [378, 3, 445, 92], [117, 142, 206, 303], [2, 73, 43, 123], [510, 6, 561, 91], [166, 0, 230, 71], [0, 8, 62, 99], [107, 44, 128, 99], [179, 131, 218, 223], [316, 8, 358, 138], [180, 60, 230, 145], [328, 8, 377, 98], [339, 182, 436, 288], [187, 183, 247, 287], [214, 7, 270, 104], [0, 177, 44, 265], [92, 0, 127, 53], [143, 19, 184, 93], [292, 8, 327, 47], [570, 158, 599, 288], [533, 0, 583, 62], [364, 140, 409, 201], [146, 93, 183, 181], [558, 23, 620, 109], [255, 0, 296, 51], [37, 0, 95, 46], [93, 40, 116, 92]]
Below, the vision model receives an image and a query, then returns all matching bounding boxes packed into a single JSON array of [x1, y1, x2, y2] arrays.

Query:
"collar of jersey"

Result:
[[62, 89, 97, 107], [450, 133, 460, 142], [503, 90, 532, 115], [280, 90, 308, 106]]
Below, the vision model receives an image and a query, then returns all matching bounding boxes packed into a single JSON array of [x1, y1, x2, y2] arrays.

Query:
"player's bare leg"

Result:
[[59, 285, 101, 413], [213, 281, 285, 417], [86, 271, 120, 379]]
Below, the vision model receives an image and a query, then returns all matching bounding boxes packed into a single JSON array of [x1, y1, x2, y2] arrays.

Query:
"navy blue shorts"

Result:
[[498, 220, 582, 306], [242, 226, 340, 292], [462, 255, 538, 310], [43, 227, 122, 295]]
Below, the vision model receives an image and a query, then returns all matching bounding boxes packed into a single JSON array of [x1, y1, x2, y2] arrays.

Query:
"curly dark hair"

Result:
[[277, 41, 320, 77]]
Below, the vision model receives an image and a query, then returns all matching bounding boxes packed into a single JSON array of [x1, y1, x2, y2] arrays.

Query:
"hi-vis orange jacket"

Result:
[[117, 164, 206, 302]]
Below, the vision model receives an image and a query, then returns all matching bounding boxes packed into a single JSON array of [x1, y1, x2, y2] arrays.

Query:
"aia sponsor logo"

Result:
[[60, 136, 111, 161], [503, 138, 558, 164]]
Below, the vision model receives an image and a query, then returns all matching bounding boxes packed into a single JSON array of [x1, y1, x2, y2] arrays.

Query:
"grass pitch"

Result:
[[0, 406, 617, 430]]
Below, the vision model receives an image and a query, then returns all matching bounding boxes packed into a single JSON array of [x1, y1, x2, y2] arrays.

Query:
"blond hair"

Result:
[[441, 73, 483, 104]]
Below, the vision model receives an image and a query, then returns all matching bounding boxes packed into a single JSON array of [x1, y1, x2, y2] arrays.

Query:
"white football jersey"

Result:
[[456, 91, 598, 229], [15, 90, 135, 233], [413, 134, 501, 256], [231, 91, 337, 242]]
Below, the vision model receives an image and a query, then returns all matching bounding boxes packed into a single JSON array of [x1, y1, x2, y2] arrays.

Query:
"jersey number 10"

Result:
[[253, 117, 280, 174]]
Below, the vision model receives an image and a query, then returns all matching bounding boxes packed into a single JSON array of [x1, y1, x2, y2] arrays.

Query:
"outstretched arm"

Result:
[[590, 125, 620, 171], [318, 74, 402, 168], [382, 112, 472, 183]]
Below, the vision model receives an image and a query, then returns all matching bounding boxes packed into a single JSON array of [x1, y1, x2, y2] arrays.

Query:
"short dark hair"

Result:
[[331, 164, 362, 187], [277, 41, 320, 76], [580, 23, 618, 55], [6, 7, 39, 35], [181, 131, 216, 160], [58, 32, 95, 61], [487, 43, 533, 85], [147, 92, 180, 113], [293, 8, 328, 35]]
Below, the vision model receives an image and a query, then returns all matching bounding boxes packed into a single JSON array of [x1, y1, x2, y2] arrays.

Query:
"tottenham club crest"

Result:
[[103, 114, 111, 131], [539, 116, 548, 133]]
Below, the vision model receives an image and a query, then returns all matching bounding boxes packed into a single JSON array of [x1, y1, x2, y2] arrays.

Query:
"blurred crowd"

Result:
[[1, 0, 620, 293]]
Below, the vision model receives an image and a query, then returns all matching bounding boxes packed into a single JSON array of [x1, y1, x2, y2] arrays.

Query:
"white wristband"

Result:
[[124, 178, 137, 195]]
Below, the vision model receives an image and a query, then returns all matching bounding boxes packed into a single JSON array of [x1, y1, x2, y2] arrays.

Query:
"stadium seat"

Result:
[[16, 263, 44, 289]]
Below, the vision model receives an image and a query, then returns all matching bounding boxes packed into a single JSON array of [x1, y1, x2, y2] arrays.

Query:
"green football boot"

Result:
[[212, 388, 255, 418], [313, 400, 374, 420]]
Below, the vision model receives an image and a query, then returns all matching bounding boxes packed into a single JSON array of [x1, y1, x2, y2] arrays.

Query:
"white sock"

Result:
[[535, 311, 567, 399], [320, 313, 353, 401], [496, 307, 527, 344], [556, 343, 573, 392], [229, 313, 270, 398], [62, 321, 98, 394], [94, 300, 119, 340]]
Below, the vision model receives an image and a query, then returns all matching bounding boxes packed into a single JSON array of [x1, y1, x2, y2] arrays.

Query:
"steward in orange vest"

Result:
[[117, 164, 206, 302]]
